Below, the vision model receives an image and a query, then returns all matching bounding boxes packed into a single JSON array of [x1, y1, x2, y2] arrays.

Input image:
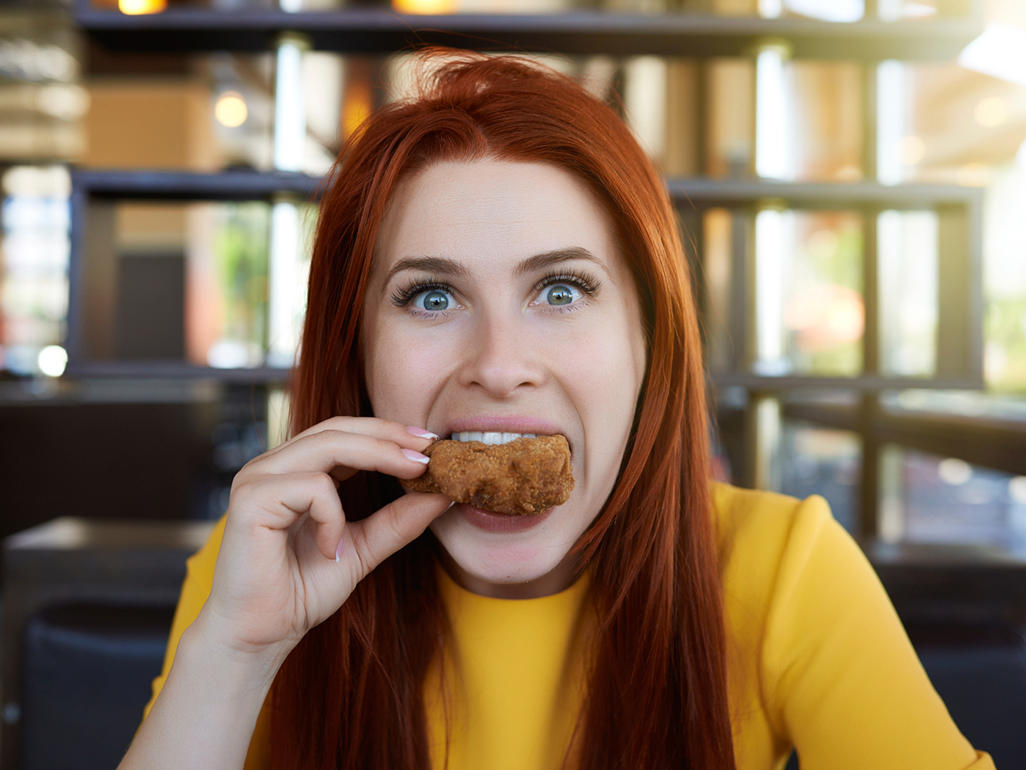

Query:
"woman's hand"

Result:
[[192, 417, 449, 668]]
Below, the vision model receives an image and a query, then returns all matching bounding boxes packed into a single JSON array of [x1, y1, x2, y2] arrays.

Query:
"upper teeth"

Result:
[[450, 431, 538, 445]]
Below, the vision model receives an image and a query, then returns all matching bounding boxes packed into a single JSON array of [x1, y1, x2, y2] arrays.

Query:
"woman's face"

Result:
[[362, 159, 646, 598]]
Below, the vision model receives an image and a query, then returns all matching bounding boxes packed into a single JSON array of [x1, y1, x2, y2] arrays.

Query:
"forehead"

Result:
[[373, 159, 619, 269]]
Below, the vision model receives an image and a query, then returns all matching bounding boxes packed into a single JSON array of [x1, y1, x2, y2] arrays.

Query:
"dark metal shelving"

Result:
[[71, 168, 322, 202], [667, 177, 984, 211], [73, 6, 982, 60], [67, 168, 985, 391], [72, 168, 984, 210], [64, 2, 1001, 514], [61, 361, 292, 384]]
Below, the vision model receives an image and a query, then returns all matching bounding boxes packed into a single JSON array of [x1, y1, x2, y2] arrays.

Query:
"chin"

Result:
[[430, 528, 575, 595]]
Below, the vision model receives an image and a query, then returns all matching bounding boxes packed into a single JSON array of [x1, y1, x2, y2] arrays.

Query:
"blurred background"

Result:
[[0, 0, 1024, 768]]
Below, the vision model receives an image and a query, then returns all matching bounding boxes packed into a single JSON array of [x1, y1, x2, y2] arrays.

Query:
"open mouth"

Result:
[[448, 431, 539, 444]]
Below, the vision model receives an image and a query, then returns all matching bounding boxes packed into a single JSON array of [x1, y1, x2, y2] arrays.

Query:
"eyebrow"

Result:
[[384, 247, 603, 284]]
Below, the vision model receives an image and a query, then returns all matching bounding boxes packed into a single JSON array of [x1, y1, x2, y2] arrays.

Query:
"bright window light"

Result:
[[959, 25, 1026, 86], [784, 0, 862, 22]]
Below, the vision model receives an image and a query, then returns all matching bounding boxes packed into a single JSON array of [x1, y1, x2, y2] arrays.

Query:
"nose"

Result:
[[456, 311, 546, 397]]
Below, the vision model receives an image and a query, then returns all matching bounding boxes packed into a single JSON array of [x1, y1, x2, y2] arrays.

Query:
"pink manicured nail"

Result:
[[335, 537, 345, 563], [406, 426, 439, 440], [401, 448, 430, 464]]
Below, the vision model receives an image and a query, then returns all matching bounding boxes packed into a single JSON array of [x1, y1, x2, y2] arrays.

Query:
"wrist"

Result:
[[181, 610, 293, 694]]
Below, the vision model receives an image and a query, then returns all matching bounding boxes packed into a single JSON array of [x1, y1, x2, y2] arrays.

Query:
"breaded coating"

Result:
[[404, 435, 574, 516]]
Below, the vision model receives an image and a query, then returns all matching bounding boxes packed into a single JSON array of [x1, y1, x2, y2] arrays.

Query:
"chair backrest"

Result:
[[20, 602, 176, 770]]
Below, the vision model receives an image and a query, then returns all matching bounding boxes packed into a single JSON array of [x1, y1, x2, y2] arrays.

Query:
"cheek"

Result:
[[557, 313, 643, 462], [563, 312, 644, 402], [364, 321, 454, 422]]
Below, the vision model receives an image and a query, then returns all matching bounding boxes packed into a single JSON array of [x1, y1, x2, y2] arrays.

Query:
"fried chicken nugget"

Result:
[[403, 435, 574, 516]]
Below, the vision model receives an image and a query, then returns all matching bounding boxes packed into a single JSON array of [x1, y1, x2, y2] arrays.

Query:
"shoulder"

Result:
[[711, 481, 837, 583], [710, 482, 863, 673]]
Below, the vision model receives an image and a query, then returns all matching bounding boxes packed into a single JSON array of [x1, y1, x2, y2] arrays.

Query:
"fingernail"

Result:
[[335, 536, 344, 563], [401, 448, 430, 464], [406, 426, 439, 440]]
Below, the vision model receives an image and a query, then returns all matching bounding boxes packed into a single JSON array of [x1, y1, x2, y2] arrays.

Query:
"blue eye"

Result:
[[417, 288, 450, 311], [545, 284, 578, 306]]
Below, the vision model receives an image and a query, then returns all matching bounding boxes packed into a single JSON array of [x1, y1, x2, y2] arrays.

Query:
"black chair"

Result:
[[19, 603, 175, 770], [915, 622, 1026, 768]]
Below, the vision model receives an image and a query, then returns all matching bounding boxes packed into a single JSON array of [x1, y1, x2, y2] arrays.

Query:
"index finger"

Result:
[[250, 429, 433, 483], [283, 416, 437, 450]]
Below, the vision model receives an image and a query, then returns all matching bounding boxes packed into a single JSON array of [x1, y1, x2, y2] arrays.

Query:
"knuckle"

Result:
[[313, 472, 339, 500], [319, 416, 354, 435]]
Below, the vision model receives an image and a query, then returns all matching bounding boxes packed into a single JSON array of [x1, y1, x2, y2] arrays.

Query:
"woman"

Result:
[[122, 49, 994, 770]]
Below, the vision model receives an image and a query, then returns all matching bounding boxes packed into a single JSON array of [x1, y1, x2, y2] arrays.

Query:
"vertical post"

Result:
[[265, 18, 310, 451], [935, 201, 984, 385], [81, 202, 118, 363], [267, 30, 310, 370], [746, 30, 792, 490], [859, 59, 882, 538]]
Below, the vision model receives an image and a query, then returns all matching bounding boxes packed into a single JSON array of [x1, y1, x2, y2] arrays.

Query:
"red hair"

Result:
[[271, 49, 735, 770]]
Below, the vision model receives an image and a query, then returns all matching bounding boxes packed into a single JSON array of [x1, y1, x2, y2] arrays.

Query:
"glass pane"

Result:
[[882, 390, 1026, 423], [754, 210, 864, 376], [748, 50, 864, 182], [879, 59, 1025, 188], [881, 446, 1026, 551], [878, 49, 1026, 390], [85, 53, 291, 174], [878, 210, 938, 377], [784, 60, 864, 181], [702, 208, 737, 372], [775, 421, 860, 534], [0, 12, 83, 163], [0, 167, 71, 377], [76, 199, 314, 369], [982, 171, 1026, 392], [704, 58, 755, 178]]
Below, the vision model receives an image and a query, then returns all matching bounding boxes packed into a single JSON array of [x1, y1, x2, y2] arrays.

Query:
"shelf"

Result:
[[54, 359, 982, 392], [667, 178, 984, 211], [713, 373, 985, 392], [74, 7, 982, 60], [62, 361, 291, 384], [72, 168, 983, 211], [71, 168, 320, 202]]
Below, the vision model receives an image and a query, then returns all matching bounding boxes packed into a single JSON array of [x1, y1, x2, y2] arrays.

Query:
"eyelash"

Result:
[[390, 280, 450, 309], [389, 270, 601, 313]]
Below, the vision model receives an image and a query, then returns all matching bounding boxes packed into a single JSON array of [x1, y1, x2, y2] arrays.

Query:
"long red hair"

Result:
[[271, 49, 735, 769]]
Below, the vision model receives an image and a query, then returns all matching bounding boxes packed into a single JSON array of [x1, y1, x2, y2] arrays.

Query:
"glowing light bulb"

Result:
[[898, 135, 925, 166], [938, 458, 972, 486], [118, 0, 167, 15], [392, 0, 456, 13], [214, 91, 248, 128], [38, 345, 67, 378]]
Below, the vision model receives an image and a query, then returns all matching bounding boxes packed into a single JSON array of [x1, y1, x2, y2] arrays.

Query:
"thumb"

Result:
[[344, 493, 451, 581]]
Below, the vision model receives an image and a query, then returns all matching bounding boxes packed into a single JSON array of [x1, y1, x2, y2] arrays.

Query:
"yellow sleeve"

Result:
[[761, 494, 995, 770], [141, 515, 272, 770]]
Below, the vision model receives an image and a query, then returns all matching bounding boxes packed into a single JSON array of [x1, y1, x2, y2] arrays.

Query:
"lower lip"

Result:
[[458, 503, 554, 533]]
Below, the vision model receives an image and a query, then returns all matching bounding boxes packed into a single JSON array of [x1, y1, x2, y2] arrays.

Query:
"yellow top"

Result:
[[143, 483, 996, 769]]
